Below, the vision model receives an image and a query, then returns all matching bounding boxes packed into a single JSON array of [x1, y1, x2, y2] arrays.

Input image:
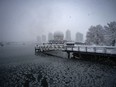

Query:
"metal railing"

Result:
[[64, 45, 116, 54], [35, 43, 116, 54]]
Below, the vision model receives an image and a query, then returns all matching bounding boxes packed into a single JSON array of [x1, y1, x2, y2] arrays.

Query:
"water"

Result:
[[0, 44, 116, 87]]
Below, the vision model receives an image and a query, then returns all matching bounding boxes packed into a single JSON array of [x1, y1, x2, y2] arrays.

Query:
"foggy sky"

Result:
[[0, 0, 116, 42]]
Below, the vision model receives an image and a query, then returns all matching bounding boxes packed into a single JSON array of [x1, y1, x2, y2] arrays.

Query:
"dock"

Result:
[[35, 44, 116, 60]]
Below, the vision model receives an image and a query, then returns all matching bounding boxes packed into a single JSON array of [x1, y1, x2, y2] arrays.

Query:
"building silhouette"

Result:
[[48, 33, 53, 42], [76, 32, 83, 42], [65, 29, 71, 41], [49, 31, 66, 44], [54, 31, 64, 41], [37, 36, 41, 43], [42, 35, 46, 43]]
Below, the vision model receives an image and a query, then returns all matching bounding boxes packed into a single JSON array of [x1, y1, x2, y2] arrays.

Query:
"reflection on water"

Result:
[[0, 44, 116, 87]]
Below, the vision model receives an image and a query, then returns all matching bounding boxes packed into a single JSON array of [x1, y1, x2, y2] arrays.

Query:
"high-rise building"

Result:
[[49, 31, 66, 44], [76, 32, 83, 42], [48, 33, 53, 41], [65, 29, 71, 41], [54, 31, 64, 41], [42, 35, 46, 43]]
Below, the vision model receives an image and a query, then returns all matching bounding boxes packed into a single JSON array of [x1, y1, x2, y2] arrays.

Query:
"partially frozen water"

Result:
[[0, 44, 116, 87]]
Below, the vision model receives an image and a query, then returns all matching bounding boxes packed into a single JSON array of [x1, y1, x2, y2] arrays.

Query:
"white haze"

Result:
[[0, 0, 116, 42]]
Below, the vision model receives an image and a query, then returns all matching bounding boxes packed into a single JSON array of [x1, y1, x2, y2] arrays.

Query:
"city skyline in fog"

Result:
[[0, 0, 116, 42]]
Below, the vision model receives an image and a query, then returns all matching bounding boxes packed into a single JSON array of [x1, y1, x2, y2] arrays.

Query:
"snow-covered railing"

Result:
[[35, 43, 116, 54], [64, 45, 116, 54], [35, 44, 65, 52]]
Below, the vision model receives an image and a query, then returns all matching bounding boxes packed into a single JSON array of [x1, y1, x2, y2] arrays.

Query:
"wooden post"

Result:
[[93, 47, 96, 53], [72, 46, 73, 51], [104, 47, 107, 53], [85, 47, 87, 52], [78, 46, 80, 51], [66, 46, 67, 51], [67, 52, 70, 59]]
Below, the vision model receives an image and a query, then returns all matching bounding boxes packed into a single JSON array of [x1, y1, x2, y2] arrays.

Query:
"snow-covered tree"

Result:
[[104, 21, 116, 46], [86, 25, 104, 45]]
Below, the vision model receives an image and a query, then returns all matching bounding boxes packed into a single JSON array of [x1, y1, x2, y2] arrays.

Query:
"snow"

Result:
[[67, 45, 116, 54], [0, 45, 116, 87], [35, 44, 116, 54], [0, 57, 116, 87]]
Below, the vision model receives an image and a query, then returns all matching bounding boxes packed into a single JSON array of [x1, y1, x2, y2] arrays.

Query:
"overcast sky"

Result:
[[0, 0, 116, 42]]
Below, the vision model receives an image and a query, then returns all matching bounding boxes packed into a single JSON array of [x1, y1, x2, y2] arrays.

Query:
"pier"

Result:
[[35, 43, 116, 60]]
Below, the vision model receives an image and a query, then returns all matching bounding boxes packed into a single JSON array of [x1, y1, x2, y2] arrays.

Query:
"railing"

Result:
[[35, 44, 116, 54], [64, 45, 116, 54], [35, 44, 65, 52]]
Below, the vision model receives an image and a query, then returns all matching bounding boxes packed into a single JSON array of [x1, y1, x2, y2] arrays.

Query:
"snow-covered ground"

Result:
[[0, 57, 116, 87], [0, 44, 116, 87]]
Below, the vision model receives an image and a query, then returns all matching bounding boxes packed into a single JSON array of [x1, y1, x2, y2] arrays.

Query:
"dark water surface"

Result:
[[0, 44, 116, 87]]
